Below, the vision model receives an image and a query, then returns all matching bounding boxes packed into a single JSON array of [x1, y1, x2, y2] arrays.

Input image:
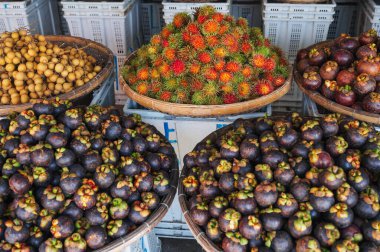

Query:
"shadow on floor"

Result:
[[160, 238, 203, 252]]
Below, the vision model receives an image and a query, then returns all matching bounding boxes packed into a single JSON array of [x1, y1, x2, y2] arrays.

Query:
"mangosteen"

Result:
[[220, 139, 239, 160], [153, 171, 171, 196], [232, 190, 256, 215], [339, 37, 360, 52], [336, 182, 359, 208], [348, 168, 370, 192], [274, 162, 294, 186], [110, 175, 136, 200], [336, 69, 356, 86], [259, 131, 279, 154], [214, 159, 232, 177], [69, 164, 86, 179], [360, 29, 378, 45], [219, 208, 241, 232], [73, 184, 97, 211], [309, 186, 335, 212], [84, 110, 101, 131], [2, 158, 20, 177], [360, 241, 379, 251], [288, 157, 309, 177], [28, 226, 44, 248], [290, 178, 310, 202], [222, 232, 248, 252], [362, 92, 380, 113], [260, 207, 284, 231], [254, 164, 273, 182], [363, 220, 380, 246], [308, 48, 327, 66], [276, 192, 298, 218], [63, 233, 87, 252], [295, 236, 321, 251], [16, 195, 40, 222], [345, 122, 370, 148], [209, 196, 229, 218], [37, 209, 55, 232], [325, 136, 348, 158], [320, 61, 339, 80], [106, 220, 129, 239], [4, 219, 29, 244], [28, 120, 49, 141], [90, 134, 105, 151], [206, 218, 223, 242], [61, 200, 83, 221], [30, 144, 54, 167], [308, 148, 333, 169], [301, 71, 322, 90], [321, 80, 338, 100], [101, 146, 119, 165], [254, 181, 278, 207], [332, 49, 354, 67], [85, 205, 109, 226], [20, 132, 35, 146], [262, 150, 286, 170], [266, 231, 294, 252], [239, 137, 259, 161], [0, 177, 9, 197], [46, 125, 68, 149], [237, 172, 256, 192], [199, 178, 220, 200], [70, 136, 91, 156], [39, 238, 63, 252], [3, 135, 19, 157], [133, 172, 153, 192], [50, 215, 75, 239], [9, 171, 32, 195], [331, 239, 360, 252], [218, 173, 236, 194], [254, 117, 273, 135], [338, 149, 361, 171], [145, 152, 162, 171], [363, 148, 380, 174], [60, 108, 83, 130], [141, 192, 159, 210], [290, 140, 313, 159], [357, 56, 380, 76], [238, 215, 262, 240], [231, 159, 251, 176], [93, 164, 115, 190], [318, 166, 346, 190], [341, 224, 363, 243], [314, 222, 340, 247], [128, 201, 151, 224], [287, 211, 313, 239], [182, 175, 199, 196], [354, 187, 380, 219], [327, 203, 354, 228], [85, 226, 107, 250], [54, 148, 75, 168], [109, 198, 129, 220], [60, 168, 81, 195], [301, 120, 323, 143], [40, 186, 65, 211], [158, 153, 173, 172], [16, 110, 35, 129]]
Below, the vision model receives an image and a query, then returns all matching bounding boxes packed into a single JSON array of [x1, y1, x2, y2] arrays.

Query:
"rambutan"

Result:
[[174, 89, 190, 103], [158, 62, 171, 77], [228, 43, 239, 53], [198, 52, 212, 64], [273, 75, 286, 87], [202, 82, 218, 97], [221, 83, 234, 94], [173, 13, 191, 29], [151, 81, 161, 93], [151, 69, 160, 79], [212, 13, 224, 22], [179, 78, 189, 88], [127, 75, 138, 85], [223, 93, 238, 104], [219, 72, 232, 83], [168, 33, 183, 49], [163, 78, 179, 91], [213, 47, 228, 58], [224, 15, 234, 23], [191, 91, 208, 105], [218, 23, 230, 36], [203, 67, 218, 81], [136, 67, 150, 80], [252, 54, 266, 69], [241, 65, 253, 78], [163, 48, 176, 61], [182, 31, 191, 42], [190, 34, 206, 50], [236, 18, 248, 28], [241, 41, 252, 54], [189, 62, 201, 74], [202, 19, 220, 35], [264, 58, 276, 72], [256, 46, 272, 57], [254, 80, 274, 96], [225, 61, 240, 73], [147, 46, 157, 55], [136, 82, 149, 95], [150, 35, 162, 46], [178, 46, 196, 62], [206, 36, 219, 47], [221, 34, 237, 47], [170, 59, 186, 75], [264, 73, 274, 83], [159, 91, 172, 102], [161, 25, 173, 39], [191, 78, 204, 91], [187, 23, 200, 34], [214, 60, 225, 71], [197, 15, 208, 24], [238, 82, 251, 98], [162, 40, 169, 48]]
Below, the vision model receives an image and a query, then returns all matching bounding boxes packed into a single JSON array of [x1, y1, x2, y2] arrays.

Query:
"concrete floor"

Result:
[[160, 238, 202, 252]]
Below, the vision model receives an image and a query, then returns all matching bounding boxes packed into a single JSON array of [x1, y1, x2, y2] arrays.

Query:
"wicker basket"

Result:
[[0, 35, 114, 116], [294, 40, 380, 125], [98, 129, 179, 252], [274, 0, 328, 3], [120, 52, 292, 117]]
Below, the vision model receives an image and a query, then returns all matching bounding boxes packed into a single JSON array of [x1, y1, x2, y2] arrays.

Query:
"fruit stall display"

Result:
[[179, 113, 380, 252], [0, 29, 114, 115], [295, 29, 380, 125], [121, 7, 291, 117], [0, 100, 178, 251]]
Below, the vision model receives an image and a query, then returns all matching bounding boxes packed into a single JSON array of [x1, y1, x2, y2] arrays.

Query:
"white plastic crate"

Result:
[[231, 1, 262, 27], [356, 0, 380, 35], [327, 2, 358, 39], [263, 0, 336, 62], [141, 2, 165, 43], [279, 80, 303, 102], [0, 0, 61, 34], [162, 0, 231, 24], [115, 232, 161, 252], [57, 1, 70, 35], [272, 100, 303, 113], [61, 0, 141, 56]]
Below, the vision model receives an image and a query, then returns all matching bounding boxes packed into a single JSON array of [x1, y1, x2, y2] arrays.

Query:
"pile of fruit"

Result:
[[122, 6, 289, 105], [0, 100, 175, 251], [182, 113, 380, 252], [297, 29, 380, 114], [0, 29, 103, 105]]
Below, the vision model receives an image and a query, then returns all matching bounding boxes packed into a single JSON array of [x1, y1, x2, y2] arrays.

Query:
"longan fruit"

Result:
[[61, 70, 68, 78], [12, 57, 20, 65], [0, 58, 5, 66], [49, 74, 58, 83], [14, 72, 25, 81], [27, 49, 37, 57], [72, 58, 80, 66], [55, 83, 63, 92], [26, 62, 34, 70], [38, 35, 46, 42], [19, 29, 27, 36], [48, 82, 55, 91], [44, 69, 53, 78], [94, 65, 102, 73], [6, 51, 15, 60], [40, 56, 48, 63], [5, 64, 15, 72], [28, 84, 35, 93], [20, 94, 29, 103], [44, 90, 51, 96], [14, 80, 24, 87], [67, 73, 76, 82], [76, 79, 84, 87], [56, 77, 65, 85], [55, 63, 64, 73], [30, 92, 38, 99], [63, 82, 72, 91], [35, 83, 43, 92], [19, 89, 28, 95], [17, 64, 27, 72], [1, 95, 10, 104]]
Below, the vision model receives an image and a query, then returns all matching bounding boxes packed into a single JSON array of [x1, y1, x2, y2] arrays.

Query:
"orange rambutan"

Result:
[[238, 82, 250, 98], [236, 18, 248, 28], [264, 58, 276, 71], [254, 80, 274, 96], [252, 54, 266, 69], [151, 69, 160, 79], [197, 15, 208, 24], [241, 41, 252, 54], [173, 13, 191, 29], [229, 43, 239, 53], [241, 65, 253, 78], [221, 83, 234, 93], [179, 78, 189, 88], [170, 59, 186, 75], [191, 78, 204, 91], [214, 60, 226, 71], [223, 93, 238, 104], [219, 72, 232, 83], [202, 19, 220, 35], [190, 34, 206, 50], [198, 52, 212, 64], [212, 13, 224, 22], [221, 34, 236, 47], [218, 24, 230, 36], [206, 36, 219, 47], [189, 62, 201, 74], [153, 56, 164, 67], [136, 67, 149, 80], [182, 31, 191, 42], [273, 75, 286, 87], [163, 48, 176, 61], [136, 82, 149, 95], [187, 23, 199, 34], [225, 61, 240, 73], [150, 35, 162, 45], [159, 91, 172, 102], [204, 67, 218, 81], [127, 75, 138, 85], [158, 62, 170, 77], [161, 26, 172, 39], [214, 47, 228, 58]]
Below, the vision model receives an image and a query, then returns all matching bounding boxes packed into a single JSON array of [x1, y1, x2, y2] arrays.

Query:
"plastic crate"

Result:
[[327, 2, 358, 39], [162, 0, 231, 24], [57, 1, 70, 35], [124, 100, 271, 237], [122, 232, 161, 252], [231, 1, 262, 27], [61, 0, 141, 56], [272, 100, 303, 113], [90, 71, 116, 107], [114, 55, 129, 105], [356, 0, 380, 35], [0, 0, 61, 34], [141, 2, 165, 43], [263, 0, 336, 62]]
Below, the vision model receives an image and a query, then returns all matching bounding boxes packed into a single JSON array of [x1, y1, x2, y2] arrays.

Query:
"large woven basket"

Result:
[[98, 129, 179, 252], [120, 52, 292, 117], [0, 35, 114, 116], [294, 40, 380, 125]]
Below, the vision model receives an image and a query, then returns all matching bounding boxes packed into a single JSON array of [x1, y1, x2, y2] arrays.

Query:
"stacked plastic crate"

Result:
[[327, 0, 358, 39], [141, 1, 165, 44], [0, 0, 61, 34], [262, 0, 336, 112], [162, 0, 232, 24], [357, 0, 380, 34], [231, 0, 262, 28], [61, 0, 142, 105]]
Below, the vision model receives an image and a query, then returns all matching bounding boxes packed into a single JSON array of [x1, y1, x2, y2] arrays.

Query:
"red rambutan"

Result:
[[136, 82, 149, 95], [241, 41, 252, 54], [136, 68, 149, 81], [206, 36, 219, 47], [223, 93, 238, 104], [170, 59, 186, 75], [264, 58, 276, 71], [225, 61, 240, 73], [198, 52, 212, 64], [162, 40, 169, 48], [159, 91, 172, 102], [182, 31, 191, 42], [273, 75, 286, 87], [252, 54, 266, 69], [218, 24, 230, 36], [191, 79, 204, 91], [202, 19, 220, 35], [221, 34, 237, 47], [204, 67, 218, 80], [180, 78, 189, 88], [163, 48, 176, 61], [264, 72, 274, 83], [254, 80, 274, 96], [197, 15, 208, 24], [187, 23, 200, 34], [189, 63, 201, 74], [127, 75, 138, 85], [212, 13, 224, 22], [236, 18, 248, 28], [241, 66, 253, 78], [151, 81, 161, 93], [214, 60, 226, 71], [224, 15, 234, 23], [190, 34, 206, 50], [173, 13, 190, 29]]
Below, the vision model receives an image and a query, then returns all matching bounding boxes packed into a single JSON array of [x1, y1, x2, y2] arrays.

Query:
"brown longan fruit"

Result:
[[20, 94, 29, 103]]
